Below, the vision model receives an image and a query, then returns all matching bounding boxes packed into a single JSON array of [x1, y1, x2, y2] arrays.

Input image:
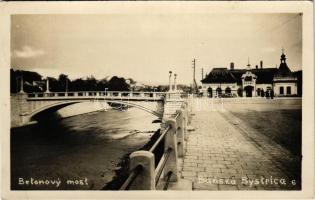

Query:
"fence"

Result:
[[27, 91, 169, 99], [120, 101, 189, 190]]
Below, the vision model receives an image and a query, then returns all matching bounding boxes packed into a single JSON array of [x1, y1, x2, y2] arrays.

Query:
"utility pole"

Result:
[[247, 57, 251, 69], [169, 71, 173, 92], [201, 67, 204, 80], [193, 59, 196, 83], [174, 74, 177, 91], [192, 59, 198, 94]]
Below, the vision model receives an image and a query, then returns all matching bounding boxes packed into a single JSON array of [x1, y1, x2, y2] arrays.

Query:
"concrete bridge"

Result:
[[11, 91, 182, 127]]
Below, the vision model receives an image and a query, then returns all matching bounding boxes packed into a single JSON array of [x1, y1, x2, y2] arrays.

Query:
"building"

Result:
[[201, 51, 301, 97]]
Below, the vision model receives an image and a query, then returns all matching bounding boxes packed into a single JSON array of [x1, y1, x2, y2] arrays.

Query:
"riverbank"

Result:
[[103, 127, 164, 190]]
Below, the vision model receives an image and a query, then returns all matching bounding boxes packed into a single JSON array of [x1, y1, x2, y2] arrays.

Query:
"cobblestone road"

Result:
[[180, 100, 300, 190]]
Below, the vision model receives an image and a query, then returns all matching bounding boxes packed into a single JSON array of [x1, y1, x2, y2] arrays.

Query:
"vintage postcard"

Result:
[[0, 1, 314, 199]]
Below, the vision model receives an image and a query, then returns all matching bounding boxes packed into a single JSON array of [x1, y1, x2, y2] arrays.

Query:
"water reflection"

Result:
[[11, 105, 160, 190]]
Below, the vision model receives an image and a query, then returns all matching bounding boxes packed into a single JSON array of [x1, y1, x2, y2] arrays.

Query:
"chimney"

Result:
[[255, 65, 258, 69], [230, 62, 234, 70], [260, 60, 263, 69]]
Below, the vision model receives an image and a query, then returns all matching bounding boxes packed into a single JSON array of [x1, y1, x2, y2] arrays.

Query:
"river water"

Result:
[[11, 102, 160, 190]]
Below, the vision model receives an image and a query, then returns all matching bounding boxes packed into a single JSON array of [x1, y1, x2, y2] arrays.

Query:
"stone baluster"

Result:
[[163, 118, 178, 182], [176, 110, 185, 157], [129, 151, 155, 190]]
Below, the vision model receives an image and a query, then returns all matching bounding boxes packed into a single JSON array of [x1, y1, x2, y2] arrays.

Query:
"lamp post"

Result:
[[153, 87, 157, 100], [66, 79, 68, 93], [46, 77, 50, 93], [18, 74, 24, 94], [169, 71, 172, 92], [174, 74, 177, 92]]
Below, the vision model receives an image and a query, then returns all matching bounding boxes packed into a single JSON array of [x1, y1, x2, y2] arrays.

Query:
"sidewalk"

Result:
[[179, 100, 299, 190]]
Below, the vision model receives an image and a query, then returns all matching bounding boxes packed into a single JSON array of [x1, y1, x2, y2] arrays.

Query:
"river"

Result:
[[11, 102, 160, 190]]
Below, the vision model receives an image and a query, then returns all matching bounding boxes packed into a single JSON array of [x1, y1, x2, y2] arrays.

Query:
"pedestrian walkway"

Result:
[[179, 101, 299, 190]]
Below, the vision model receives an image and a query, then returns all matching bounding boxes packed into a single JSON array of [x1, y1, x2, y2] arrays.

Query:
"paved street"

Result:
[[179, 99, 301, 190]]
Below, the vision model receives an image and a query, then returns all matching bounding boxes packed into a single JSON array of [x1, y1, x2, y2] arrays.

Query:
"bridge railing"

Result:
[[120, 101, 189, 190], [26, 91, 190, 101], [26, 91, 185, 99], [27, 91, 167, 98]]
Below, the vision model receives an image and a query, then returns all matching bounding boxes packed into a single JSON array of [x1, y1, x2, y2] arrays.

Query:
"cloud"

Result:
[[261, 47, 276, 53], [13, 46, 45, 58], [30, 67, 92, 81]]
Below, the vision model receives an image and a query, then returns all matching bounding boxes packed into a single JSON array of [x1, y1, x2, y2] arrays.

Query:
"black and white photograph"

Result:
[[1, 1, 314, 199]]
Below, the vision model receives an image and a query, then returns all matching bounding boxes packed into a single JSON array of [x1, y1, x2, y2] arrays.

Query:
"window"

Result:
[[257, 88, 261, 96], [279, 87, 284, 95], [207, 87, 212, 97], [287, 86, 291, 95], [216, 87, 222, 95], [225, 87, 231, 94], [244, 76, 252, 81]]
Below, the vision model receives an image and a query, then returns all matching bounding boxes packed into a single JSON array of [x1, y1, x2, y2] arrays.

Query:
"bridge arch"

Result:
[[105, 100, 162, 117], [27, 100, 163, 124]]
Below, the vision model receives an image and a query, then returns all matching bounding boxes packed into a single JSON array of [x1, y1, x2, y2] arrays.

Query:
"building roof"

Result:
[[201, 52, 300, 85], [201, 68, 237, 83], [251, 68, 278, 84], [274, 62, 293, 78], [228, 69, 245, 84], [202, 67, 278, 84]]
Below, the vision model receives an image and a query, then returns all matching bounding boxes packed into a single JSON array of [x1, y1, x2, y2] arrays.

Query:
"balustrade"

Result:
[[244, 81, 253, 85], [120, 100, 189, 190], [26, 91, 185, 103]]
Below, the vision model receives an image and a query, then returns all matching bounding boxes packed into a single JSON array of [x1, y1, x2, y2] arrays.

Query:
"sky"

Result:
[[11, 14, 302, 85]]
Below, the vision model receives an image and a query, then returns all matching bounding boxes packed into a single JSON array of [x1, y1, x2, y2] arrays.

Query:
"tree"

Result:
[[156, 85, 168, 92], [10, 69, 43, 93], [48, 77, 59, 92], [107, 76, 130, 91], [70, 78, 86, 91], [97, 78, 109, 91], [128, 78, 137, 84], [10, 69, 136, 93], [58, 74, 70, 92], [10, 69, 18, 93]]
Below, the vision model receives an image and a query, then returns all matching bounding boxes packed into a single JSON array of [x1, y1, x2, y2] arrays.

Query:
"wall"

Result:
[[273, 82, 297, 96], [202, 82, 298, 97], [255, 84, 273, 91], [11, 93, 30, 127], [201, 83, 238, 96]]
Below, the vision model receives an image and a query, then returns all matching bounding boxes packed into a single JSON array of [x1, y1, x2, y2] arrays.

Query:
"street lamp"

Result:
[[66, 79, 68, 92], [169, 71, 172, 92], [153, 87, 157, 100], [18, 74, 25, 94], [174, 74, 177, 91], [46, 77, 50, 93]]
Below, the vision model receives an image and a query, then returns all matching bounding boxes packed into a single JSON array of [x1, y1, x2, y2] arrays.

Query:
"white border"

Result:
[[0, 1, 314, 199]]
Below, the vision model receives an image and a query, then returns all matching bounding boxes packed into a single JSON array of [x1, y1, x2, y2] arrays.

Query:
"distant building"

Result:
[[201, 51, 302, 97]]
